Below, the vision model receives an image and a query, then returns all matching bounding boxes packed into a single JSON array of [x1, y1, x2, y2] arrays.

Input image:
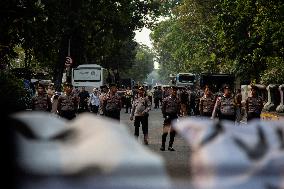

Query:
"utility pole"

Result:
[[65, 39, 72, 83]]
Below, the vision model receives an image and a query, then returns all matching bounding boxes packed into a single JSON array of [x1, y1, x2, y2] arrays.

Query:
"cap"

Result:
[[223, 84, 230, 90]]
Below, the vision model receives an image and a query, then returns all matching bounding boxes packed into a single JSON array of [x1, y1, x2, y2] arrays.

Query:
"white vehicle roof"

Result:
[[76, 64, 102, 68]]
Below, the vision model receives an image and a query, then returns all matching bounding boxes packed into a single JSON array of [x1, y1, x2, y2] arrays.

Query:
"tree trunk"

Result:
[[53, 38, 68, 92]]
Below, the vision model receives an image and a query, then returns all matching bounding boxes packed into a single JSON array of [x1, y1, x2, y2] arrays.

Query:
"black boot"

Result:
[[160, 133, 167, 151], [168, 131, 176, 151]]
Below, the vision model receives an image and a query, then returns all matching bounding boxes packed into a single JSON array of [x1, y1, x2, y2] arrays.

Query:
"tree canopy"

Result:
[[151, 0, 284, 85], [0, 0, 161, 89]]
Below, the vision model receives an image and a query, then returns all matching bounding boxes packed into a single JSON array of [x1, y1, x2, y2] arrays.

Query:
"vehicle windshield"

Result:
[[178, 75, 195, 83]]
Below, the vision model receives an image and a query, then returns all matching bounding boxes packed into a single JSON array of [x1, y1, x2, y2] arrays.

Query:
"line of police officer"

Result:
[[31, 82, 264, 152]]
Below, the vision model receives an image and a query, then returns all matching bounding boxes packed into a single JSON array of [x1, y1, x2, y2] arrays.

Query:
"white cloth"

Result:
[[89, 93, 100, 106], [11, 112, 172, 189]]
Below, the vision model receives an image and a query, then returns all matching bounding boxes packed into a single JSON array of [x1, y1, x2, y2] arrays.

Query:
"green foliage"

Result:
[[0, 0, 162, 90], [261, 57, 284, 85], [120, 44, 154, 82], [0, 71, 27, 115], [151, 0, 284, 84]]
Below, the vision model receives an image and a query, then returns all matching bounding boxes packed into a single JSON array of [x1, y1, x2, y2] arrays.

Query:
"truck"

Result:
[[119, 78, 135, 89], [199, 73, 235, 93]]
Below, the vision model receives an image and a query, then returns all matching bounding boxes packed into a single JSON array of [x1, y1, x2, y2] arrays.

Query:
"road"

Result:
[[120, 107, 192, 186]]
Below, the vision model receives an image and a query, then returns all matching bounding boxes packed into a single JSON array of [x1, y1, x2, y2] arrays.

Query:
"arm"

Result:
[[130, 99, 136, 120], [161, 99, 167, 117], [143, 97, 151, 113], [211, 97, 221, 119], [199, 98, 203, 115], [57, 97, 62, 113], [31, 97, 35, 110], [47, 96, 52, 112]]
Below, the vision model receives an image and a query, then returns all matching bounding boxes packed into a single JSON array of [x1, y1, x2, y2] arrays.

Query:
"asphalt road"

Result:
[[120, 107, 192, 186]]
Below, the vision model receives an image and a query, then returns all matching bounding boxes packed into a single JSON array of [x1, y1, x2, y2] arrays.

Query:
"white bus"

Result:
[[71, 64, 106, 92]]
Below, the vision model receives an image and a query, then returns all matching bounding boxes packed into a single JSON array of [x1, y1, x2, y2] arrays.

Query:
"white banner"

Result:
[[73, 68, 101, 81]]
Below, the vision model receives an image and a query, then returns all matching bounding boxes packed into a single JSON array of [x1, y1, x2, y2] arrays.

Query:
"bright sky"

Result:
[[134, 27, 153, 48], [135, 27, 160, 69]]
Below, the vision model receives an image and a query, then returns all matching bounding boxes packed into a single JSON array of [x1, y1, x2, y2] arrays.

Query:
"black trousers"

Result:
[[154, 98, 159, 108], [134, 115, 148, 137], [59, 110, 76, 120], [247, 112, 261, 121], [162, 113, 178, 147], [90, 105, 99, 114], [105, 110, 120, 120], [219, 114, 236, 121], [125, 98, 132, 113], [200, 112, 212, 117]]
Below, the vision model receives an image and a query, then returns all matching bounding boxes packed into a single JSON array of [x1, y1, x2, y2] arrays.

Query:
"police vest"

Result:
[[164, 96, 179, 114], [201, 96, 215, 113], [105, 94, 121, 112], [60, 94, 76, 111], [32, 94, 49, 111], [220, 96, 235, 115], [247, 96, 262, 114]]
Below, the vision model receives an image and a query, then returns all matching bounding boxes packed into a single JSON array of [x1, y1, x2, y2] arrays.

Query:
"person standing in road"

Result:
[[78, 87, 90, 113], [102, 83, 122, 120], [89, 88, 100, 114], [99, 85, 108, 115], [130, 86, 151, 145], [124, 86, 133, 113], [31, 83, 52, 112], [57, 83, 78, 120], [235, 89, 243, 123], [212, 85, 236, 121], [179, 87, 190, 117], [153, 87, 159, 109], [246, 85, 263, 121], [160, 86, 181, 151], [199, 86, 215, 117], [146, 86, 153, 106]]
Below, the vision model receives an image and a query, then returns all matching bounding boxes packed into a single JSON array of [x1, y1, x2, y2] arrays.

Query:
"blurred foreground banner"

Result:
[[173, 117, 284, 189], [11, 112, 172, 189]]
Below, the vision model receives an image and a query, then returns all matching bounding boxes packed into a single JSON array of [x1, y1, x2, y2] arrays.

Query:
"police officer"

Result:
[[160, 86, 180, 151], [102, 83, 122, 120], [78, 86, 90, 113], [57, 83, 78, 120], [199, 86, 215, 117], [246, 85, 263, 121], [130, 86, 151, 145], [31, 83, 52, 112], [212, 85, 236, 121], [179, 87, 190, 117], [124, 86, 133, 113], [99, 85, 108, 115]]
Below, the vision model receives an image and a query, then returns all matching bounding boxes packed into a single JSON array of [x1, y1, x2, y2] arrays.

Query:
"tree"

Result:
[[151, 0, 284, 85], [0, 0, 162, 90], [120, 44, 155, 82]]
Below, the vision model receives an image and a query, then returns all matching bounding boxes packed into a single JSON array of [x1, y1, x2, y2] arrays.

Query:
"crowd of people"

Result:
[[30, 82, 264, 151]]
